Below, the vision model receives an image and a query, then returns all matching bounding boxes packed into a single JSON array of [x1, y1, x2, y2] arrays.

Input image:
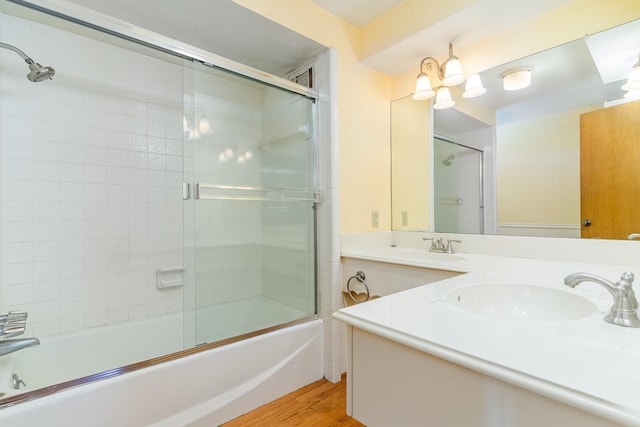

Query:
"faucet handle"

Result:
[[0, 311, 29, 339], [621, 272, 635, 284], [446, 239, 461, 254], [619, 272, 637, 309], [422, 237, 436, 249]]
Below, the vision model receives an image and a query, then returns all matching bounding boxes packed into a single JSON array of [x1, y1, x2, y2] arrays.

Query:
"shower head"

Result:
[[442, 154, 455, 166], [0, 41, 55, 82], [27, 61, 55, 82]]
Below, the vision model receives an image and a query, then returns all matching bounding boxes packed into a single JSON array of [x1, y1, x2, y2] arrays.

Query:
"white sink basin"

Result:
[[392, 248, 464, 262], [445, 283, 596, 321]]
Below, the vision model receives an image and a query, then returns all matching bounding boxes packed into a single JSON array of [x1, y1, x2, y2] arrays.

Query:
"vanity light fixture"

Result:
[[183, 108, 213, 140], [433, 87, 455, 109], [622, 54, 640, 95], [502, 68, 532, 91], [462, 73, 486, 98], [412, 43, 486, 107]]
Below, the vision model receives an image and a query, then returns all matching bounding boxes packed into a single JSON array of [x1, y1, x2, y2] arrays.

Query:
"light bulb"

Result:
[[413, 73, 435, 100], [462, 74, 486, 98], [622, 64, 640, 91], [433, 87, 455, 110], [442, 58, 464, 86]]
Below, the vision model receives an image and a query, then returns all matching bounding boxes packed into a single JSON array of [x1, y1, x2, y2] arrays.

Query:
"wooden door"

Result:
[[580, 100, 640, 239]]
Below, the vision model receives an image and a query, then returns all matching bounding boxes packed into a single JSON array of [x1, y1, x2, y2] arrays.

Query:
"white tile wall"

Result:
[[1, 12, 185, 337]]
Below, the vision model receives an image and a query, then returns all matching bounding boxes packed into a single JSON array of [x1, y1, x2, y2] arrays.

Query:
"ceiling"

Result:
[[310, 0, 576, 76], [309, 0, 404, 27], [65, 0, 326, 77], [53, 0, 639, 124]]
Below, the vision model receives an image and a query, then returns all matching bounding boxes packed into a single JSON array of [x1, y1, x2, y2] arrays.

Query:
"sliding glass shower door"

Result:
[[186, 62, 317, 346], [433, 137, 484, 234]]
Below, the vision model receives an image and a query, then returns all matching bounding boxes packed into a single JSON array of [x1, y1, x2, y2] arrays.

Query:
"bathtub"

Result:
[[0, 313, 323, 426]]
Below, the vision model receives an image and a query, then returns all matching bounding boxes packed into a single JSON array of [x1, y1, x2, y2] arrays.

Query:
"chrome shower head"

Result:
[[442, 154, 455, 166], [27, 61, 55, 82], [0, 41, 55, 82]]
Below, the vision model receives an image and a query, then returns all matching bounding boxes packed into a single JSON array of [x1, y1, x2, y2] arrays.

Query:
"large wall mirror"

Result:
[[391, 18, 640, 240]]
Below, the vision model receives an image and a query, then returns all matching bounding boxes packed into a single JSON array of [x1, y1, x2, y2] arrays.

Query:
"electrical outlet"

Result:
[[372, 210, 379, 228], [402, 210, 408, 226]]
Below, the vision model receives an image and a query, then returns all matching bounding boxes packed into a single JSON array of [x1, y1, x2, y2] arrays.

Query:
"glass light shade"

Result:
[[624, 88, 640, 99], [502, 69, 531, 91], [442, 58, 465, 86], [622, 65, 640, 91], [198, 117, 212, 134], [433, 87, 455, 110], [413, 73, 435, 100], [462, 73, 486, 98]]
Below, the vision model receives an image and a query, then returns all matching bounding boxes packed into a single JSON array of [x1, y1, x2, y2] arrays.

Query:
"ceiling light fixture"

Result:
[[502, 68, 532, 91], [412, 43, 486, 108], [622, 54, 640, 96]]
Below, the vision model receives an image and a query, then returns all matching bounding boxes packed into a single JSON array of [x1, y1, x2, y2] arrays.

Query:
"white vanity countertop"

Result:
[[336, 246, 640, 426]]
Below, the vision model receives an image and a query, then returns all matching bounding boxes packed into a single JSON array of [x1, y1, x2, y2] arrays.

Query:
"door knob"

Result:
[[583, 219, 592, 227]]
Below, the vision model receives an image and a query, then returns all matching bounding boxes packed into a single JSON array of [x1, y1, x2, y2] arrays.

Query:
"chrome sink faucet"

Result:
[[564, 271, 640, 327], [423, 237, 461, 254]]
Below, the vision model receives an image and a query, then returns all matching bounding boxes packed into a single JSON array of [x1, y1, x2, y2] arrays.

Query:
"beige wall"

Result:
[[234, 0, 393, 234], [391, 96, 432, 230], [496, 107, 597, 226]]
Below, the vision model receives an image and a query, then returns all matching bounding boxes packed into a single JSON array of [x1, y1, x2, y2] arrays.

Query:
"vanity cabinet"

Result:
[[349, 328, 621, 427], [341, 257, 461, 299], [339, 256, 461, 374]]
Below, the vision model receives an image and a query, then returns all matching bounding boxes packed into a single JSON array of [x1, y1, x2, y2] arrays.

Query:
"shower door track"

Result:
[[0, 315, 318, 410]]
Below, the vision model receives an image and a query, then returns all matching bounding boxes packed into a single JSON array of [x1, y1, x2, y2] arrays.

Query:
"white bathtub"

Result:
[[0, 317, 323, 426]]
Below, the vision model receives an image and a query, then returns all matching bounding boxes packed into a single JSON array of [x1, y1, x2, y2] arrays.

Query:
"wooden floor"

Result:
[[222, 374, 365, 426]]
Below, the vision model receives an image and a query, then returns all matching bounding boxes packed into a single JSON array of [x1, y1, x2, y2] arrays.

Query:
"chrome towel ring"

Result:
[[346, 271, 370, 303]]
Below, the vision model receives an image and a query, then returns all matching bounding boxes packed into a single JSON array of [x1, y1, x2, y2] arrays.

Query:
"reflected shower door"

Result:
[[433, 137, 484, 234], [187, 61, 317, 346]]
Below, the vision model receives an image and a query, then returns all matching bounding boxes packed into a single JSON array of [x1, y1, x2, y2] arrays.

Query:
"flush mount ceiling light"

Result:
[[412, 43, 486, 108], [622, 54, 640, 95], [624, 88, 640, 100], [502, 68, 532, 91]]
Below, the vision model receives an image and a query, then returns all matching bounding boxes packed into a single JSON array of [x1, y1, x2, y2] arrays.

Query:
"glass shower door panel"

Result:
[[191, 62, 316, 345], [434, 138, 483, 234]]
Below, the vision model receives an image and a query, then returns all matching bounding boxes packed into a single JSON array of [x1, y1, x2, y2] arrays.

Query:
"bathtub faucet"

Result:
[[0, 338, 40, 357], [564, 271, 640, 327]]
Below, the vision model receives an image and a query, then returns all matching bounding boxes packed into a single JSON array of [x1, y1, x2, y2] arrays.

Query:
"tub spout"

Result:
[[0, 338, 40, 357], [564, 271, 640, 327]]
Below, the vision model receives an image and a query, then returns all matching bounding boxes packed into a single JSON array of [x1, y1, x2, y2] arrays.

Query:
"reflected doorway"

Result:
[[433, 137, 484, 233]]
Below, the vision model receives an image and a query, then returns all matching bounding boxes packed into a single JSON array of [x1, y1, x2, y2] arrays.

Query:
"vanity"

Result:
[[335, 232, 640, 427]]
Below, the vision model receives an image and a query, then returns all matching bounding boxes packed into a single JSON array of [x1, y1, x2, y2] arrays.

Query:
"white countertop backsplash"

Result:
[[336, 231, 640, 426]]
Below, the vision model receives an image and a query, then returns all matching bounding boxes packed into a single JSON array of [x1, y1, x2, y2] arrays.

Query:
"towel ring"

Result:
[[347, 271, 370, 303]]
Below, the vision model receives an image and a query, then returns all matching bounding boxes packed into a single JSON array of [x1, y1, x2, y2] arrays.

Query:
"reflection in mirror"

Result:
[[391, 95, 497, 234], [392, 18, 640, 240], [433, 137, 484, 234]]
